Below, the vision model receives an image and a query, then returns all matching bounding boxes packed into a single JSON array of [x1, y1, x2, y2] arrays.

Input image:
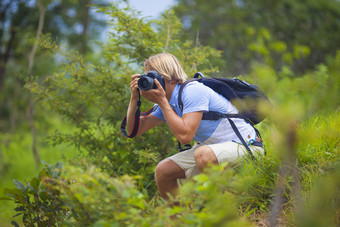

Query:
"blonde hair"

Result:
[[144, 53, 187, 83]]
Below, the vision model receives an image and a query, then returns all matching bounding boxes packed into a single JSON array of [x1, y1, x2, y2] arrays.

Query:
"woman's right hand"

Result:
[[130, 74, 140, 100]]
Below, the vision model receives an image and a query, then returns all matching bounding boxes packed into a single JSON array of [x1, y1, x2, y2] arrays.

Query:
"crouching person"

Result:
[[124, 53, 264, 200]]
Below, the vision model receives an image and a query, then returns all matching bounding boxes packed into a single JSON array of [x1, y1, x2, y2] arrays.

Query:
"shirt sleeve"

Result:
[[182, 83, 210, 115], [151, 104, 165, 121]]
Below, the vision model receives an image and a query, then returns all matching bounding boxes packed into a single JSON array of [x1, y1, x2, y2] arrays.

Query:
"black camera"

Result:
[[138, 71, 166, 91]]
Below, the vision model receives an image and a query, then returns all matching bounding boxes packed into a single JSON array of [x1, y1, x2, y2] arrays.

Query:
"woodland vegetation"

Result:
[[0, 0, 339, 226]]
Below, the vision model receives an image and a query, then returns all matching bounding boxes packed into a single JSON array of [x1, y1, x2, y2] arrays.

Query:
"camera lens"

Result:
[[140, 79, 148, 88], [138, 77, 154, 90]]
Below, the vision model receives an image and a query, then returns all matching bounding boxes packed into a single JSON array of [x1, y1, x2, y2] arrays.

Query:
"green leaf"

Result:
[[12, 212, 24, 218], [13, 180, 25, 192], [168, 206, 183, 215], [30, 177, 40, 190], [0, 197, 13, 201], [39, 191, 48, 201], [11, 220, 19, 227], [55, 161, 63, 170], [15, 206, 25, 212], [4, 188, 22, 198], [50, 170, 57, 178]]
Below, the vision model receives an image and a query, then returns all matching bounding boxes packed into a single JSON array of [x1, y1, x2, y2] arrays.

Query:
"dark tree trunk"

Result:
[[0, 28, 16, 91], [81, 0, 91, 56]]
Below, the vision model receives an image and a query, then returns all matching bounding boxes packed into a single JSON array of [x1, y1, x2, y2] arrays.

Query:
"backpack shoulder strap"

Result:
[[178, 78, 199, 112], [178, 72, 206, 111]]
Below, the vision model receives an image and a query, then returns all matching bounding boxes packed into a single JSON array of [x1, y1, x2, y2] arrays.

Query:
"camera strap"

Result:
[[120, 90, 154, 138]]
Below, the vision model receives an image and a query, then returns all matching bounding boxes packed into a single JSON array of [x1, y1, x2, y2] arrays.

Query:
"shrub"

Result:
[[3, 161, 69, 226]]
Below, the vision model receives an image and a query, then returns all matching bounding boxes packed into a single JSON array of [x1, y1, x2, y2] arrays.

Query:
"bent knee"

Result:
[[155, 159, 184, 179], [155, 159, 168, 177], [194, 145, 217, 165], [194, 145, 212, 160]]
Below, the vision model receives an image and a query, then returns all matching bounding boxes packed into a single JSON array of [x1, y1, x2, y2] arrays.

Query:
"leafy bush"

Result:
[[8, 2, 338, 226], [27, 4, 223, 197], [57, 164, 148, 226], [4, 109, 339, 226], [3, 161, 69, 226]]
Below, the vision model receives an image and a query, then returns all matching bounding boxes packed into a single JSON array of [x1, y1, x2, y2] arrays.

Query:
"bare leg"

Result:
[[194, 145, 218, 172], [155, 158, 185, 200]]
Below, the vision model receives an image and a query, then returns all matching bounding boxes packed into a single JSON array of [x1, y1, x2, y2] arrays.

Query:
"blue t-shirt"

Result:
[[152, 81, 256, 145]]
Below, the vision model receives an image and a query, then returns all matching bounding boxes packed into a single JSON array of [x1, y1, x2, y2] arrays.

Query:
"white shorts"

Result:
[[168, 141, 264, 182]]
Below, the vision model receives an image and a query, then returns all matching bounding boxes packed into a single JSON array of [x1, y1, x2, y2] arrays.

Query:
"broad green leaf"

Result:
[[13, 180, 25, 192], [30, 177, 40, 190], [55, 161, 63, 169]]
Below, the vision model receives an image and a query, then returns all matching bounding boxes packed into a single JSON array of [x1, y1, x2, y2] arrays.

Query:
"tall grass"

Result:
[[237, 111, 340, 225]]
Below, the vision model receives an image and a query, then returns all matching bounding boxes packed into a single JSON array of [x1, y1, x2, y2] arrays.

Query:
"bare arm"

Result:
[[126, 74, 140, 135], [126, 74, 162, 136], [159, 102, 202, 144]]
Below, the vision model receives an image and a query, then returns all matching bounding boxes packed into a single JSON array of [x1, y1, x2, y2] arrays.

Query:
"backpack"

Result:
[[178, 72, 271, 157]]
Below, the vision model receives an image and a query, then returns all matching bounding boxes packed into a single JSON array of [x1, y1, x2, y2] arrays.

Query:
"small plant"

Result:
[[4, 161, 69, 226]]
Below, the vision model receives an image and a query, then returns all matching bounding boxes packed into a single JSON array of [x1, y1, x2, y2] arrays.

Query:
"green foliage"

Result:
[[173, 163, 254, 226], [2, 112, 339, 226], [2, 1, 340, 226], [173, 0, 340, 75], [27, 3, 223, 197], [297, 162, 340, 227], [0, 117, 78, 225], [57, 164, 148, 226], [0, 0, 108, 133], [100, 5, 223, 74], [3, 161, 69, 226], [248, 51, 340, 118], [4, 161, 254, 226], [246, 27, 311, 72], [4, 111, 339, 226]]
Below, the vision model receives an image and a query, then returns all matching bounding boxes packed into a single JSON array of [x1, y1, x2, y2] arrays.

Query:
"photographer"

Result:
[[125, 53, 264, 200]]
